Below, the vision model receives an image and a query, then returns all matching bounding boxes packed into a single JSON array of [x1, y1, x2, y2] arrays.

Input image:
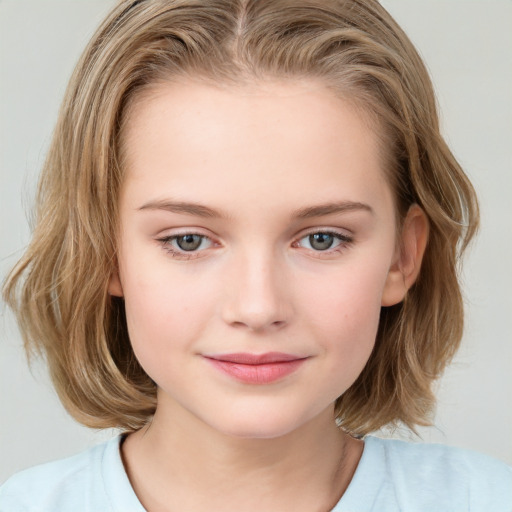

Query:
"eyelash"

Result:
[[156, 230, 354, 260]]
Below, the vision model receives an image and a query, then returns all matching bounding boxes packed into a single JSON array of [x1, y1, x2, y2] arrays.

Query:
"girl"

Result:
[[1, 0, 510, 510]]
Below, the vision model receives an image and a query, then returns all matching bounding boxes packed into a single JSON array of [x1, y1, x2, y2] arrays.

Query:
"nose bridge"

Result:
[[221, 243, 290, 332]]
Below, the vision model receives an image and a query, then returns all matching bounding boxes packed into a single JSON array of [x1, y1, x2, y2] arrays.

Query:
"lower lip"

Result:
[[205, 358, 306, 384]]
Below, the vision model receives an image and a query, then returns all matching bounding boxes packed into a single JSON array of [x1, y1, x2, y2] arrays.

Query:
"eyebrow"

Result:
[[137, 199, 373, 219], [293, 201, 373, 219]]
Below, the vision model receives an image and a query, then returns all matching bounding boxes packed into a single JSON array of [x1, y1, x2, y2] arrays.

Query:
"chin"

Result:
[[207, 407, 314, 441]]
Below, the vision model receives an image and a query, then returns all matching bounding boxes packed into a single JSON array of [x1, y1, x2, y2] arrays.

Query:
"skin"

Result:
[[109, 79, 428, 512]]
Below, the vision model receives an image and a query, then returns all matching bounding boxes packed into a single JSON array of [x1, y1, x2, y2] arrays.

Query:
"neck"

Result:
[[122, 403, 363, 512]]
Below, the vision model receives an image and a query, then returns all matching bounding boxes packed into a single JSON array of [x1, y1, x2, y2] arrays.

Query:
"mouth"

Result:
[[203, 352, 309, 384]]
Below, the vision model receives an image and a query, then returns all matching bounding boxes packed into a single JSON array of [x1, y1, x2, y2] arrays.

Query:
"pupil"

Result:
[[177, 234, 202, 251], [310, 233, 333, 251]]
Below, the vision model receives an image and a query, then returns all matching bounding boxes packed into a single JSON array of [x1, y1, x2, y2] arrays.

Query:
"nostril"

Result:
[[228, 318, 287, 332]]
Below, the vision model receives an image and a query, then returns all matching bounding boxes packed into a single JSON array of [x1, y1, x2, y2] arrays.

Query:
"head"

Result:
[[3, 0, 478, 436]]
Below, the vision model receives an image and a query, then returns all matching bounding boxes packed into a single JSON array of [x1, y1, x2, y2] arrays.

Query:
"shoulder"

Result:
[[0, 436, 123, 512], [366, 436, 512, 510]]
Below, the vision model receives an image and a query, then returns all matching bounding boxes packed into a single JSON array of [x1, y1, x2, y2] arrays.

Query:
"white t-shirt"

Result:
[[1, 435, 510, 511]]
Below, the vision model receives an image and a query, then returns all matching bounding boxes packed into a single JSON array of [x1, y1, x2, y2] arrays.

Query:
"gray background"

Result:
[[1, 0, 511, 483]]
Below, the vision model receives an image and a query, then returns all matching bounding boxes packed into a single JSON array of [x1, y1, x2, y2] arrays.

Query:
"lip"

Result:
[[204, 352, 308, 384]]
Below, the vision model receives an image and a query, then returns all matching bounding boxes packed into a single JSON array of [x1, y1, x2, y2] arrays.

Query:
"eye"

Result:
[[295, 230, 353, 253], [157, 233, 213, 259], [174, 234, 205, 251]]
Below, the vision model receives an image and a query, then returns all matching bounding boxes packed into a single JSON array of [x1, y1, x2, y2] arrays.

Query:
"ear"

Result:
[[108, 261, 124, 297], [381, 205, 429, 307]]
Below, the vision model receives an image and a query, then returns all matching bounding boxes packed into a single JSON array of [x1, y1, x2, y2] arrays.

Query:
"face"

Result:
[[110, 79, 414, 439]]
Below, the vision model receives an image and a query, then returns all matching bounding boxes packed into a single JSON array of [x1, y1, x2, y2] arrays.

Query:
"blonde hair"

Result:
[[3, 0, 478, 436]]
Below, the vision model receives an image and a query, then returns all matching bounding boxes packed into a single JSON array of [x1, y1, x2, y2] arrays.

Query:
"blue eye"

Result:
[[175, 234, 204, 251], [158, 229, 353, 261], [308, 233, 336, 251], [297, 231, 353, 252], [158, 233, 213, 258]]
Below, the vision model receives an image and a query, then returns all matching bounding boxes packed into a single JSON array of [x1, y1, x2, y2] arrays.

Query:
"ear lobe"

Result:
[[108, 266, 124, 297], [381, 205, 429, 307]]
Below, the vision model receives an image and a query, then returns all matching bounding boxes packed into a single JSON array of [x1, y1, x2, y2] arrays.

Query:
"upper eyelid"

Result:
[[157, 227, 352, 242], [156, 229, 214, 243], [300, 228, 352, 238]]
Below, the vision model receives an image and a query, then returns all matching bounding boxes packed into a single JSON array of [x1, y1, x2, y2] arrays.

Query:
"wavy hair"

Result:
[[3, 0, 479, 435]]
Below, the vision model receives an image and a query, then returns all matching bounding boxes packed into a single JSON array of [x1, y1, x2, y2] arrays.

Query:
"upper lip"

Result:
[[204, 352, 307, 365]]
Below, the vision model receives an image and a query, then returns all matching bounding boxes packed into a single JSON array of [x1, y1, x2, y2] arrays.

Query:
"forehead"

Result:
[[119, 78, 393, 221], [122, 78, 379, 161]]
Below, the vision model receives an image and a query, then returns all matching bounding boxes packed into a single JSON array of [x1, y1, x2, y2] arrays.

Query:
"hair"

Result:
[[3, 0, 478, 436]]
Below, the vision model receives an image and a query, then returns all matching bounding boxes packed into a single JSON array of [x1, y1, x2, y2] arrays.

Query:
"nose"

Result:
[[221, 249, 291, 333]]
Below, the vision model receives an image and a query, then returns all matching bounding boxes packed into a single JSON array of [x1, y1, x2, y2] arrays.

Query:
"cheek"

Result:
[[120, 260, 218, 366], [301, 258, 389, 361]]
